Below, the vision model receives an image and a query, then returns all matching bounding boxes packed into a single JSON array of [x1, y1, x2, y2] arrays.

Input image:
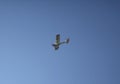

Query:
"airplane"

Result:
[[52, 34, 70, 50]]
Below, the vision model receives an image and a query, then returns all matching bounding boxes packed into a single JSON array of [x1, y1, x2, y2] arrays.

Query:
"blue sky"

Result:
[[0, 0, 120, 84]]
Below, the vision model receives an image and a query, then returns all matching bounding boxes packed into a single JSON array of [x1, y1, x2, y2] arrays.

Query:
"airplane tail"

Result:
[[65, 38, 70, 44]]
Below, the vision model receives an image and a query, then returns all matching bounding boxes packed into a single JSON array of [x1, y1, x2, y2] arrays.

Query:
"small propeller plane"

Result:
[[52, 34, 70, 50]]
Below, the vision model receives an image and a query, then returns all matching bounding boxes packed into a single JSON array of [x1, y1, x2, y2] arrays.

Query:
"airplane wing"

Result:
[[56, 34, 60, 44]]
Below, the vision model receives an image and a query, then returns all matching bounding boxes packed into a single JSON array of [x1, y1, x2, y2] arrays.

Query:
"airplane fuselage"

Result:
[[52, 43, 60, 50], [52, 41, 66, 50]]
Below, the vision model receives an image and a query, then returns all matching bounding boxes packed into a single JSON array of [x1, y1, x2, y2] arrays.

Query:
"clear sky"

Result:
[[0, 0, 120, 84]]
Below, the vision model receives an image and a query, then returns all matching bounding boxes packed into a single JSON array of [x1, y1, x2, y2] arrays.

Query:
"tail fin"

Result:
[[66, 38, 70, 44]]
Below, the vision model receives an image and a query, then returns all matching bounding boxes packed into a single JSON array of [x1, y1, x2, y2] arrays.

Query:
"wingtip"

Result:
[[56, 34, 60, 36]]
